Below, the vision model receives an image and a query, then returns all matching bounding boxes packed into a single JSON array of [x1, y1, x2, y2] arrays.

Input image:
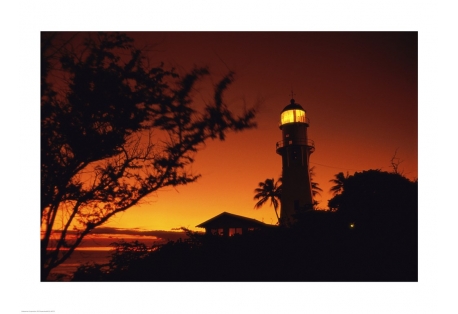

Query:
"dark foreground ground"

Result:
[[70, 211, 417, 282]]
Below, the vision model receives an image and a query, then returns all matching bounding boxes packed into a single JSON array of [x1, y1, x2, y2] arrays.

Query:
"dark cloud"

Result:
[[90, 227, 191, 242], [53, 228, 192, 247]]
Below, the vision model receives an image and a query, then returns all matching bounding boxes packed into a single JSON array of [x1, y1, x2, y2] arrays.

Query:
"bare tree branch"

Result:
[[390, 148, 404, 175]]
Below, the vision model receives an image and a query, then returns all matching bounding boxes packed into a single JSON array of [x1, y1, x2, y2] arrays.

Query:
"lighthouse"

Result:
[[276, 98, 315, 224]]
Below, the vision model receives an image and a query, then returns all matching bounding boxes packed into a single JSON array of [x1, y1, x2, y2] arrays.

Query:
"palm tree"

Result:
[[311, 182, 323, 197], [253, 178, 282, 224], [329, 171, 349, 196], [309, 166, 323, 198]]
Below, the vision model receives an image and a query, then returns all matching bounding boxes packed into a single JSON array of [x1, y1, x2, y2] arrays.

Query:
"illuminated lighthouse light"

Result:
[[280, 109, 306, 125]]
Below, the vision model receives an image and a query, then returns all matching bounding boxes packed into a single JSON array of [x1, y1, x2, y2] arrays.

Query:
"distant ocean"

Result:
[[47, 232, 188, 281], [49, 249, 112, 281]]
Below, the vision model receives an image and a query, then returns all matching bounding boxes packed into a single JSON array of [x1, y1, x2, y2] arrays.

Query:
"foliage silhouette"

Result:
[[329, 171, 349, 196], [309, 166, 323, 203], [73, 169, 417, 281], [328, 169, 418, 278], [253, 178, 282, 224], [41, 32, 257, 280], [328, 170, 417, 225]]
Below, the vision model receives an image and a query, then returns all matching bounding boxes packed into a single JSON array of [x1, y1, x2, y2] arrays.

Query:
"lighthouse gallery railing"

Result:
[[276, 139, 315, 152]]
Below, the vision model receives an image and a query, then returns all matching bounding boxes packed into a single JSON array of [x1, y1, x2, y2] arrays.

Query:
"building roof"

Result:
[[196, 212, 269, 229]]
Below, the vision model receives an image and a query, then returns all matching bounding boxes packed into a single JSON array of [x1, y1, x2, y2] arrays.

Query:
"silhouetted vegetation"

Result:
[[329, 171, 349, 197], [253, 178, 282, 224], [73, 170, 417, 281], [309, 166, 323, 198], [41, 32, 257, 280]]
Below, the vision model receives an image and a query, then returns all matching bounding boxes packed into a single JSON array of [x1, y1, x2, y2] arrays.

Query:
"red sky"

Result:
[[97, 32, 418, 232]]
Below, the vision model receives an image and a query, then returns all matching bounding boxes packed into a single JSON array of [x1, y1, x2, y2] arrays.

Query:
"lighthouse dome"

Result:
[[280, 99, 307, 126], [281, 99, 304, 113]]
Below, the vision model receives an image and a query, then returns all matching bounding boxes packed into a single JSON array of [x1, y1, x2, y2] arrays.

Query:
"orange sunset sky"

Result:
[[90, 32, 418, 233]]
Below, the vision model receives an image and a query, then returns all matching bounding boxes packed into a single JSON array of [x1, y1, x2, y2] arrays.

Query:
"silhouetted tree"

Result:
[[390, 148, 405, 175], [327, 169, 418, 279], [327, 170, 417, 230], [309, 166, 323, 198], [41, 32, 256, 280], [253, 178, 282, 224], [329, 171, 349, 196]]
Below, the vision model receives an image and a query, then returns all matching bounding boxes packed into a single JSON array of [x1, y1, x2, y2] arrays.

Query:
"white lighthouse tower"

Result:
[[276, 98, 315, 224]]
